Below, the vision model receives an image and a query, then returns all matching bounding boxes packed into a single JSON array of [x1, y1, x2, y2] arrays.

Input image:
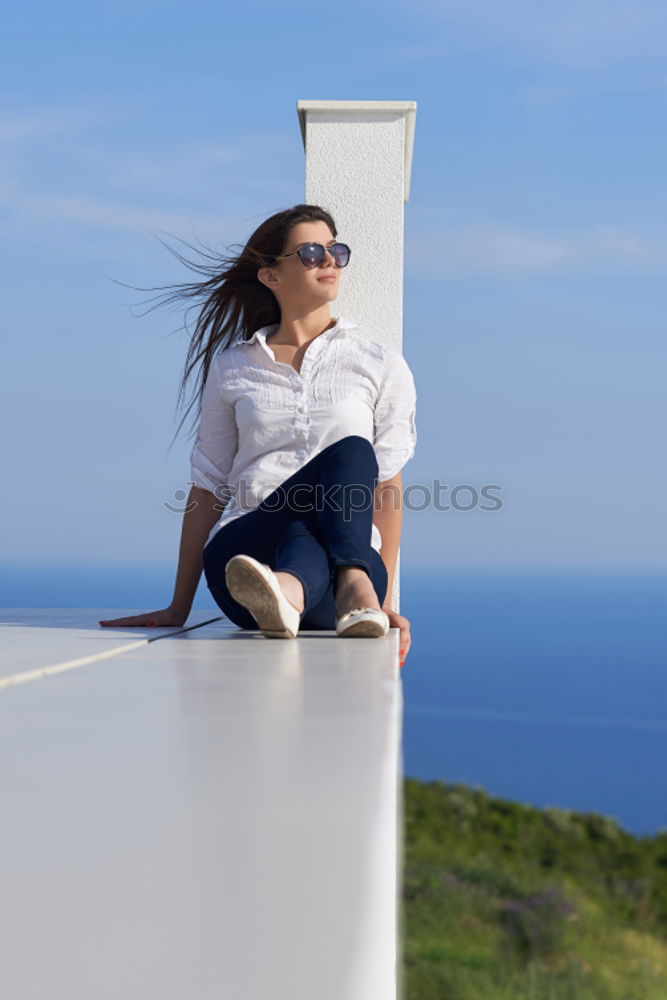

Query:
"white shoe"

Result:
[[336, 607, 390, 638], [225, 555, 301, 639]]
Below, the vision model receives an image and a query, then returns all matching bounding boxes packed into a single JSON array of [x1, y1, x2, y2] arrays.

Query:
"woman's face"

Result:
[[258, 220, 343, 309]]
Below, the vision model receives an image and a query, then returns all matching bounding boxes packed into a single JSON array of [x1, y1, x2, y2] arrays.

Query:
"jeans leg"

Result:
[[308, 435, 379, 583], [273, 518, 332, 613], [300, 547, 389, 630], [203, 512, 271, 629], [205, 498, 337, 628]]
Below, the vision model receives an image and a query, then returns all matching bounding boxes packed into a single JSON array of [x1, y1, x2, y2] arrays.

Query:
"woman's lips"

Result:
[[318, 276, 337, 282]]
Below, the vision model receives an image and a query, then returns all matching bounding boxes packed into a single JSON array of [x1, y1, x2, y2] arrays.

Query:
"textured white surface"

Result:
[[0, 610, 402, 1000], [296, 101, 416, 203], [303, 110, 406, 348], [297, 99, 417, 614]]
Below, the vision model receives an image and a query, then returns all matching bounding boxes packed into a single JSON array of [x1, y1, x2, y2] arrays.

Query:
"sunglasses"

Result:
[[274, 242, 351, 269]]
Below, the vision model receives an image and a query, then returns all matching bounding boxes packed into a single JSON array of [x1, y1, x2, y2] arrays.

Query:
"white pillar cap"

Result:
[[296, 100, 417, 203]]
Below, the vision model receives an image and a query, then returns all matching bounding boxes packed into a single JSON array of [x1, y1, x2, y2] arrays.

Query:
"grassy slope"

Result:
[[401, 778, 667, 1000]]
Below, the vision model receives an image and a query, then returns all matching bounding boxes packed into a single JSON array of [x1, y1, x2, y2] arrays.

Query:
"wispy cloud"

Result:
[[513, 67, 667, 108], [386, 0, 667, 69], [9, 190, 229, 236], [83, 143, 243, 199], [0, 107, 113, 144], [0, 107, 294, 242], [0, 113, 68, 144], [406, 221, 667, 277]]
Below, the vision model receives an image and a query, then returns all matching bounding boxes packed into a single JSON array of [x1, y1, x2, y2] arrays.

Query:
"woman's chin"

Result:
[[300, 284, 339, 308]]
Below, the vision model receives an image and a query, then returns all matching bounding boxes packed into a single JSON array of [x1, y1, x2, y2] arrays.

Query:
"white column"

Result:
[[296, 100, 417, 612]]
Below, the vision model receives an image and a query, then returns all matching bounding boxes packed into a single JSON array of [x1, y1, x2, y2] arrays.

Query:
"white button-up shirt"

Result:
[[190, 315, 417, 552]]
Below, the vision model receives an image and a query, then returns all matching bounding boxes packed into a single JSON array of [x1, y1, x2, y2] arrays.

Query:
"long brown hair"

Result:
[[132, 203, 338, 452]]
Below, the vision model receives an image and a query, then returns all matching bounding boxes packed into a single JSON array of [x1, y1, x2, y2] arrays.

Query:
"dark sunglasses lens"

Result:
[[297, 243, 351, 267], [330, 243, 350, 267], [298, 243, 324, 268]]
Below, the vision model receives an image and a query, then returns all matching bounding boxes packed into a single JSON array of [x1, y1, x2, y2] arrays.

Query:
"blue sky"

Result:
[[2, 0, 666, 575]]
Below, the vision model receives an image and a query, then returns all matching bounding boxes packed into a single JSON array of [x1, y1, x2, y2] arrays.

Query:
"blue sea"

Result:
[[2, 563, 665, 838], [401, 567, 667, 839]]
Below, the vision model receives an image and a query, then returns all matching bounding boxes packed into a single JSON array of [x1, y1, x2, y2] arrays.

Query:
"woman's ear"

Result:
[[257, 266, 278, 288]]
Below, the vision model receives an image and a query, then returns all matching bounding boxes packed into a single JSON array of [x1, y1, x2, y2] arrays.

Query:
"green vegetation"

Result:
[[400, 778, 667, 999]]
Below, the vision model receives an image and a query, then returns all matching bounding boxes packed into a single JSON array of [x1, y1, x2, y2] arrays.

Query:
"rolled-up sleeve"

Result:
[[373, 347, 417, 482], [189, 354, 238, 499]]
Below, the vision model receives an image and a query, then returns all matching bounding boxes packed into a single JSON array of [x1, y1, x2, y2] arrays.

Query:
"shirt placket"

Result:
[[258, 330, 332, 458], [294, 337, 324, 456]]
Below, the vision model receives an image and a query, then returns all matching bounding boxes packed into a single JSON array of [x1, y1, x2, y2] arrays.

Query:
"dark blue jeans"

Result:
[[203, 435, 388, 630]]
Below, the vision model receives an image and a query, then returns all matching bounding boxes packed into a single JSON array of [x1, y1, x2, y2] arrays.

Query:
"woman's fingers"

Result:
[[99, 615, 156, 627], [98, 607, 186, 628], [384, 611, 411, 668], [398, 618, 411, 668]]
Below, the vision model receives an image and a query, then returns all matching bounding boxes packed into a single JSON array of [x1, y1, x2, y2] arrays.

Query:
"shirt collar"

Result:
[[244, 315, 360, 347]]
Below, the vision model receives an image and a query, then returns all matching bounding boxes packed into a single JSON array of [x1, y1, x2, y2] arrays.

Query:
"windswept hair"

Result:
[[126, 203, 338, 453]]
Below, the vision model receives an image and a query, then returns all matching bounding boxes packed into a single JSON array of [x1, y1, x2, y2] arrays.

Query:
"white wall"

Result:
[[297, 100, 416, 610]]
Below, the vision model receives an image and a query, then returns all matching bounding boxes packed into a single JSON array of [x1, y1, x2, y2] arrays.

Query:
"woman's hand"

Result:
[[384, 609, 411, 669], [98, 605, 188, 629]]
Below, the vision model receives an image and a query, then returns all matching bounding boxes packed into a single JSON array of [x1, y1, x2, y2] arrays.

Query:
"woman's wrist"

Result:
[[170, 599, 191, 616]]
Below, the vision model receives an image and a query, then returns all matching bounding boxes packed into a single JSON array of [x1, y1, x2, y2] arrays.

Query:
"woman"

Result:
[[99, 204, 416, 667]]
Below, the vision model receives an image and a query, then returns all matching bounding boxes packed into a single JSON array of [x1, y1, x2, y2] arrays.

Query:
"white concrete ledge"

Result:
[[0, 610, 403, 1000]]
